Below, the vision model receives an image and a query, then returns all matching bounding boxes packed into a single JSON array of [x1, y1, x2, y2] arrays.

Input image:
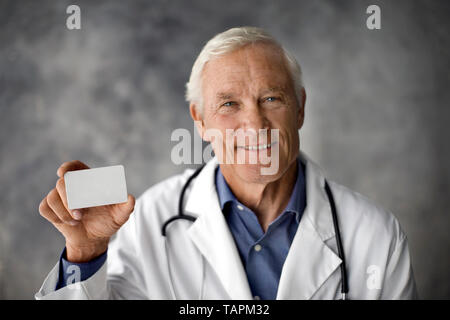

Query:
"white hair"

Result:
[[185, 26, 304, 112]]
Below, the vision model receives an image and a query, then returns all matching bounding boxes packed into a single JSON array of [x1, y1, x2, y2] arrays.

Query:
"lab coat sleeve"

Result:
[[35, 203, 148, 300], [35, 258, 109, 299], [380, 234, 419, 299]]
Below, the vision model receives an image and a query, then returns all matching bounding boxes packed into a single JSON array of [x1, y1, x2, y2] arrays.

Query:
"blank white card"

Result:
[[64, 165, 128, 210]]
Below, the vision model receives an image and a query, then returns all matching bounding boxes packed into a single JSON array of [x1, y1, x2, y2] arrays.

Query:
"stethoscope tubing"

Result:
[[162, 164, 349, 300]]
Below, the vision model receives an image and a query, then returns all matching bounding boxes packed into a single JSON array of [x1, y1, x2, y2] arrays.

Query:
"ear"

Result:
[[189, 103, 207, 141], [297, 88, 306, 129]]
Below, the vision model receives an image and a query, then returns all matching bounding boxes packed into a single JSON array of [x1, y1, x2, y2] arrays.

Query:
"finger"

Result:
[[119, 194, 136, 213], [46, 189, 79, 226], [56, 178, 84, 221], [57, 160, 89, 178], [112, 194, 136, 226], [56, 178, 85, 220], [39, 197, 63, 225], [56, 177, 71, 213]]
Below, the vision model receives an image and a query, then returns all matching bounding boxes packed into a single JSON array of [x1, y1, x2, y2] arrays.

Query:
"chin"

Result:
[[232, 161, 287, 184]]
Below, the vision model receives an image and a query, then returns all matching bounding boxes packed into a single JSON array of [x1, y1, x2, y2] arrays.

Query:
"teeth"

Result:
[[242, 142, 273, 150]]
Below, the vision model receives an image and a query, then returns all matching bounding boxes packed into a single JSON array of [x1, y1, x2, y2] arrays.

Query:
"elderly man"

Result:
[[36, 27, 418, 299]]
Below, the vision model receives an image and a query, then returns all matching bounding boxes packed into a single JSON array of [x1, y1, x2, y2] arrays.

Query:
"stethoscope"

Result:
[[161, 164, 349, 300]]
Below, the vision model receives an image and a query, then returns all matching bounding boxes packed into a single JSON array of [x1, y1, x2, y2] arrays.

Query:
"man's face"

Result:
[[192, 42, 305, 184]]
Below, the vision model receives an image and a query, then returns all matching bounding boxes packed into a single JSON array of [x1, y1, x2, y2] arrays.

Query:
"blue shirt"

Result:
[[56, 160, 307, 299], [55, 247, 107, 290], [215, 160, 306, 299]]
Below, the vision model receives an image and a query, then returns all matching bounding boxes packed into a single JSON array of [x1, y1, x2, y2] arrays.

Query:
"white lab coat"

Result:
[[35, 151, 418, 299]]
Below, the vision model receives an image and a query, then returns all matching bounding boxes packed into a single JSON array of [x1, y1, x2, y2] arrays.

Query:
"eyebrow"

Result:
[[261, 86, 285, 95], [215, 87, 286, 101], [216, 92, 234, 100]]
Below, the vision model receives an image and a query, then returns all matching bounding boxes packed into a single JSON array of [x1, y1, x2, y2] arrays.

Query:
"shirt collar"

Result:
[[215, 158, 306, 223], [215, 166, 237, 210]]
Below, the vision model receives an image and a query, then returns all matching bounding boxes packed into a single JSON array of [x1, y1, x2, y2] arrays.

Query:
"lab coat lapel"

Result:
[[277, 152, 342, 299], [185, 158, 253, 300]]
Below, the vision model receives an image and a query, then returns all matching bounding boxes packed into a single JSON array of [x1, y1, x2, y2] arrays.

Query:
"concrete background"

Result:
[[0, 0, 449, 299]]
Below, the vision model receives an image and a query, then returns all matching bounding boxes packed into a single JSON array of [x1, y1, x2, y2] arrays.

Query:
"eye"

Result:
[[222, 101, 236, 107], [265, 97, 278, 102]]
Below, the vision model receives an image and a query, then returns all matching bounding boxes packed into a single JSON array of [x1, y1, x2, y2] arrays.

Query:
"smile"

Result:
[[236, 141, 277, 151]]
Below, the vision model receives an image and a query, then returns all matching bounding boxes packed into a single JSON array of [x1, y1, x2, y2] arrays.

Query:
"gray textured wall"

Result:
[[0, 0, 449, 299]]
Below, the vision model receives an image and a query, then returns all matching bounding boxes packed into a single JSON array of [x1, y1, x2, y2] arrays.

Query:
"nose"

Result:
[[233, 102, 271, 146], [240, 102, 269, 132]]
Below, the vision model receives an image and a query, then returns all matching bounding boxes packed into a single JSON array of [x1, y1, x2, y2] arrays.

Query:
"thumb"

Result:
[[57, 160, 89, 178], [112, 194, 136, 225]]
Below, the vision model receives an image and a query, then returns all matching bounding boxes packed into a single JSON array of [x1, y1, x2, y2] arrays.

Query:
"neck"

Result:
[[220, 159, 298, 232]]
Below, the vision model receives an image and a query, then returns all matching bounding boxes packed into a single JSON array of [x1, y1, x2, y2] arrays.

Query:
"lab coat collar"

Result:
[[276, 152, 342, 299], [185, 151, 342, 299], [185, 157, 253, 299], [298, 151, 337, 241]]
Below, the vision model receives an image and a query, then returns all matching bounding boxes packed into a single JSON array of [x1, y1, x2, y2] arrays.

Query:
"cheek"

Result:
[[202, 115, 232, 147], [270, 107, 298, 130], [206, 113, 240, 133], [275, 112, 300, 146]]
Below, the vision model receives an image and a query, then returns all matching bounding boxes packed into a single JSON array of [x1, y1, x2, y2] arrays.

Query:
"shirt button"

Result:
[[236, 204, 244, 211], [254, 295, 261, 300], [254, 244, 262, 252]]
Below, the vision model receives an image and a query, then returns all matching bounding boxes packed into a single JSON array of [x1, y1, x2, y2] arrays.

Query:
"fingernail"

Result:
[[72, 210, 83, 220]]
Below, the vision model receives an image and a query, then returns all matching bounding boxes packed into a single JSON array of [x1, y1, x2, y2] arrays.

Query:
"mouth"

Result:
[[236, 141, 278, 151]]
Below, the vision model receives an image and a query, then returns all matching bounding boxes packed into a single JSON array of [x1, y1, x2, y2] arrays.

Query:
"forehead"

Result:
[[201, 42, 292, 95]]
